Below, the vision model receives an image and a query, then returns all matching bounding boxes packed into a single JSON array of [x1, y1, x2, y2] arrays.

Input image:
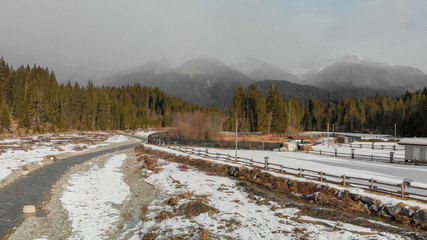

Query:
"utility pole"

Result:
[[394, 123, 397, 147], [288, 100, 291, 133], [235, 117, 238, 161], [327, 124, 330, 148]]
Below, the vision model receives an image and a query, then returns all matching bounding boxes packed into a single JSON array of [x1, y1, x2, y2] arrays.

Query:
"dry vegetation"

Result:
[[217, 133, 291, 143], [0, 132, 109, 154], [160, 111, 222, 140]]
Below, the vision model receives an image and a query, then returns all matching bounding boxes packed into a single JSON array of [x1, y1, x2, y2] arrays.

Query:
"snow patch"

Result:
[[61, 153, 130, 239]]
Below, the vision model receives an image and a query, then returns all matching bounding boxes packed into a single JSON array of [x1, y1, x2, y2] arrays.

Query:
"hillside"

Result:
[[302, 55, 427, 97]]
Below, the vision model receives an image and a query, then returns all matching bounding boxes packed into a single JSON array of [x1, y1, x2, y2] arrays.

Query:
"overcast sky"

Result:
[[1, 0, 427, 84]]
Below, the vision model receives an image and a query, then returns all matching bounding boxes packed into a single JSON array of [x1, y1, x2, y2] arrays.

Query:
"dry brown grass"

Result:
[[180, 201, 219, 218], [217, 133, 291, 143], [156, 210, 175, 222]]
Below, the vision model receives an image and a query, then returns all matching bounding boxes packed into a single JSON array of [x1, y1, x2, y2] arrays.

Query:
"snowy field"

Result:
[[0, 133, 132, 183], [191, 147, 425, 185], [125, 155, 404, 239], [61, 154, 130, 239], [146, 144, 427, 210]]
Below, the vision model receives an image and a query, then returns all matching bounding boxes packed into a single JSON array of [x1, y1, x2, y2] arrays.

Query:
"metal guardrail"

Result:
[[165, 145, 427, 202]]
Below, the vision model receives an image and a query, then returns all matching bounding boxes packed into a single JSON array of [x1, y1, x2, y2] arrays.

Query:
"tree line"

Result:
[[0, 58, 222, 133], [2, 57, 427, 137], [228, 84, 427, 137]]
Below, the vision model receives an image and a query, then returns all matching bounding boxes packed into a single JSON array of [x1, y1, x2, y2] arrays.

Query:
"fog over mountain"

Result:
[[2, 1, 427, 85], [229, 57, 300, 83], [108, 54, 427, 108], [111, 56, 255, 109], [300, 55, 427, 97]]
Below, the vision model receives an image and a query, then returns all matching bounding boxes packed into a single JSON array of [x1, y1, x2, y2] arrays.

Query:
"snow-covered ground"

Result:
[[0, 133, 131, 183], [191, 147, 424, 185], [133, 130, 157, 138], [147, 144, 427, 209], [61, 153, 130, 239], [126, 156, 404, 239]]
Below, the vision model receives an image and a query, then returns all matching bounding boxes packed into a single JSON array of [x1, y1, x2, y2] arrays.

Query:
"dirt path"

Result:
[[7, 148, 157, 240]]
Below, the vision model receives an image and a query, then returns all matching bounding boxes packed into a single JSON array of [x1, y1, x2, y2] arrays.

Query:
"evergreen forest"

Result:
[[228, 84, 427, 137], [0, 58, 222, 133]]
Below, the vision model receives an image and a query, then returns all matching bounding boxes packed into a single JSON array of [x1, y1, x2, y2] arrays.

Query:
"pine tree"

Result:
[[0, 101, 10, 129], [266, 85, 285, 133], [228, 87, 246, 131]]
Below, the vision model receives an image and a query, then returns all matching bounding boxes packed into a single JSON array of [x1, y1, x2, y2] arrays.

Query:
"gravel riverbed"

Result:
[[8, 148, 158, 240]]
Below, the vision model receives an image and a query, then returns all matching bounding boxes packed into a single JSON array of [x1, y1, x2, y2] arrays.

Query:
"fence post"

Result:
[[320, 171, 323, 182], [250, 158, 254, 167], [359, 144, 362, 148], [334, 148, 337, 157], [320, 150, 322, 155], [372, 142, 374, 149], [370, 178, 374, 190], [371, 154, 373, 161], [227, 154, 230, 161], [342, 175, 347, 186], [216, 153, 219, 159], [351, 149, 355, 159], [401, 183, 404, 198], [264, 157, 269, 170], [235, 155, 238, 163], [381, 145, 384, 150], [280, 165, 284, 173], [390, 152, 394, 163], [205, 149, 208, 157], [299, 168, 302, 177], [263, 142, 265, 150], [393, 145, 396, 151]]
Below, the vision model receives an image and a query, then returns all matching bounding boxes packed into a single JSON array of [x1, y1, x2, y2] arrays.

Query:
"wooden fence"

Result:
[[165, 145, 427, 202], [309, 149, 406, 163], [348, 142, 404, 151]]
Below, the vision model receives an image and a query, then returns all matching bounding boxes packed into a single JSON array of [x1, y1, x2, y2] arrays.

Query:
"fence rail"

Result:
[[308, 149, 407, 163], [348, 142, 404, 151], [164, 145, 427, 202]]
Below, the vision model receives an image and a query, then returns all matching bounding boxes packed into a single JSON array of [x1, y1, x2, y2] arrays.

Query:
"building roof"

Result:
[[398, 138, 427, 146]]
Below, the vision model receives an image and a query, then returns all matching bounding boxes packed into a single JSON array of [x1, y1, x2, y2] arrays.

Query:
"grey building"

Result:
[[398, 138, 427, 162]]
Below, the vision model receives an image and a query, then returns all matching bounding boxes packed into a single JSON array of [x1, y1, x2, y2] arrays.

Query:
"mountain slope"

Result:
[[254, 80, 342, 102], [108, 59, 172, 86], [302, 55, 426, 97], [113, 57, 254, 109], [230, 57, 300, 83]]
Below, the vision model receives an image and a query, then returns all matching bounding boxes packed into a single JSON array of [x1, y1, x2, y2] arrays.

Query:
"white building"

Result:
[[398, 138, 427, 162]]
